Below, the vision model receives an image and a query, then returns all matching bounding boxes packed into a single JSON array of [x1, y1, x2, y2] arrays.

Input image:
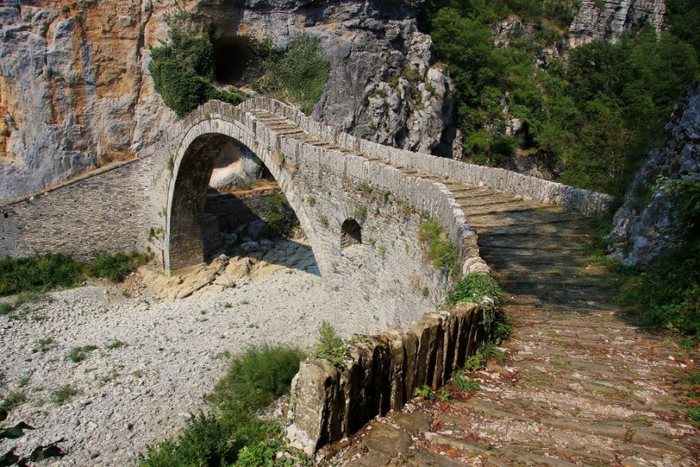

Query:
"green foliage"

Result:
[[149, 24, 244, 117], [52, 385, 78, 405], [258, 35, 330, 115], [84, 252, 149, 282], [0, 302, 13, 315], [208, 345, 305, 413], [425, 3, 699, 197], [142, 346, 305, 466], [314, 321, 346, 368], [447, 273, 502, 306], [615, 178, 699, 336], [419, 220, 460, 277], [453, 373, 480, 392], [263, 190, 290, 237], [0, 252, 149, 297], [413, 385, 435, 400], [68, 345, 99, 363], [0, 254, 84, 296], [0, 390, 26, 416]]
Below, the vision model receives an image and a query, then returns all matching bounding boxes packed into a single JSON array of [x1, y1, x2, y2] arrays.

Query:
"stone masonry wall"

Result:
[[286, 302, 490, 454]]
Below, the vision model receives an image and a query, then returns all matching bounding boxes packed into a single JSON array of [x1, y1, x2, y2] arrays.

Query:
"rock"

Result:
[[246, 220, 268, 239], [568, 0, 665, 48], [608, 84, 699, 267], [240, 241, 260, 254]]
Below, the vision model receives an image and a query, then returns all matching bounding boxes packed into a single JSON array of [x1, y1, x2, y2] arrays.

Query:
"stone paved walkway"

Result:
[[324, 191, 699, 466], [248, 109, 698, 465]]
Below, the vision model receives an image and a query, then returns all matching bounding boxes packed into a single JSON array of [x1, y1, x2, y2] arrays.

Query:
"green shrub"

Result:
[[263, 190, 290, 237], [258, 35, 330, 115], [149, 25, 244, 117], [142, 345, 305, 466], [447, 273, 502, 306], [208, 345, 305, 413], [453, 373, 480, 392], [0, 252, 149, 297], [68, 345, 99, 363], [314, 321, 346, 368], [51, 385, 78, 405], [413, 385, 435, 400]]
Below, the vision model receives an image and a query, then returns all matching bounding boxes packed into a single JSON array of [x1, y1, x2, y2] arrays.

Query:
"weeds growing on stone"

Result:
[[52, 385, 78, 405], [419, 220, 460, 277], [0, 390, 27, 418], [453, 373, 480, 392], [67, 345, 99, 363], [314, 321, 346, 368], [35, 338, 55, 352], [106, 340, 127, 350], [413, 385, 435, 400], [447, 273, 502, 306], [0, 303, 13, 316]]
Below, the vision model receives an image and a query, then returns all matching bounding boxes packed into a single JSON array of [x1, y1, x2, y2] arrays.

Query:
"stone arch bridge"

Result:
[[0, 98, 610, 323]]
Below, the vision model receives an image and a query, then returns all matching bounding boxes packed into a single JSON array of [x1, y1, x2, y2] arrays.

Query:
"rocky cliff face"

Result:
[[569, 0, 665, 47], [0, 0, 455, 201], [609, 84, 699, 267]]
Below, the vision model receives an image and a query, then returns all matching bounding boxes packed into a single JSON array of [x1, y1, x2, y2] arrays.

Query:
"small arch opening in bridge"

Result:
[[341, 219, 362, 249]]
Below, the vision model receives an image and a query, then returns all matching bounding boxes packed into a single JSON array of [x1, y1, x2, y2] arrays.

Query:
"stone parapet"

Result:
[[286, 302, 490, 454]]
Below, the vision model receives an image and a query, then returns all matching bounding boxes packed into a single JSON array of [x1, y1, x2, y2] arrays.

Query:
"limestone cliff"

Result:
[[569, 0, 665, 47], [0, 0, 454, 201], [609, 83, 699, 267]]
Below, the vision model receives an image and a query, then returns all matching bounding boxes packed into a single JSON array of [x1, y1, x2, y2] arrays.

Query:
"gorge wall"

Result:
[[0, 0, 670, 202], [0, 0, 454, 201], [609, 83, 699, 267]]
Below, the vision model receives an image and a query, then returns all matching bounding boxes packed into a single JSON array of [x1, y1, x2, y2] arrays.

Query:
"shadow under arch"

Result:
[[166, 131, 318, 273]]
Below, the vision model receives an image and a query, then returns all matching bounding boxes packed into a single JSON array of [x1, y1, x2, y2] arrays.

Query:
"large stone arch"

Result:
[[165, 121, 320, 273]]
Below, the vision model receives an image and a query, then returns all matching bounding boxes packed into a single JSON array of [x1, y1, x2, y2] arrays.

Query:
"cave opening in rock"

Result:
[[213, 36, 259, 86]]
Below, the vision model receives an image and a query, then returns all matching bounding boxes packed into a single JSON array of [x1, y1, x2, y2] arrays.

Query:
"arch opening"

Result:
[[341, 219, 362, 249], [167, 133, 316, 274]]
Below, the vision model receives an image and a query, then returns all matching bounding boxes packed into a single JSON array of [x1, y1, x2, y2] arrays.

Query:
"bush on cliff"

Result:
[[149, 24, 244, 117], [424, 2, 699, 197], [257, 34, 330, 115]]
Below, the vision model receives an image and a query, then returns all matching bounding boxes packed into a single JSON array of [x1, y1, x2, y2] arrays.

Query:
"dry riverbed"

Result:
[[0, 241, 384, 466]]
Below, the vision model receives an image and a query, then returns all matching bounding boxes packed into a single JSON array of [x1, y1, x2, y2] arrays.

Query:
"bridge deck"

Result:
[[250, 108, 610, 311]]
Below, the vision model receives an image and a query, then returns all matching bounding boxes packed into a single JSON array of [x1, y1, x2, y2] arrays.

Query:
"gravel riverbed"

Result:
[[0, 249, 385, 466]]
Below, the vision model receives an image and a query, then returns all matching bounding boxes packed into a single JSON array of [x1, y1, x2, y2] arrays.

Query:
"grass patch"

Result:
[[106, 340, 127, 350], [413, 385, 435, 400], [419, 220, 460, 277], [52, 385, 78, 405], [0, 390, 27, 416], [142, 346, 306, 466], [35, 337, 55, 352], [68, 345, 99, 363], [0, 302, 12, 315], [0, 252, 149, 297], [313, 321, 346, 368]]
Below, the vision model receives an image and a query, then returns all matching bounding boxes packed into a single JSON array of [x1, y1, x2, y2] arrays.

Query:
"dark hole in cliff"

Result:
[[341, 219, 362, 248], [213, 36, 258, 85]]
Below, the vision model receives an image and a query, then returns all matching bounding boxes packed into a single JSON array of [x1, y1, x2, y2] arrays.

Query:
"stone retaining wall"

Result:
[[286, 302, 490, 454]]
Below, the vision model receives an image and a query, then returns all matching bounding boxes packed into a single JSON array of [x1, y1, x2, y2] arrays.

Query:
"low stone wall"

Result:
[[286, 302, 490, 454], [241, 97, 612, 215]]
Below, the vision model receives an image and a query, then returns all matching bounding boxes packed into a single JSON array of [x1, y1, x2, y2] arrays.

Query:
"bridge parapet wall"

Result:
[[240, 97, 612, 216]]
